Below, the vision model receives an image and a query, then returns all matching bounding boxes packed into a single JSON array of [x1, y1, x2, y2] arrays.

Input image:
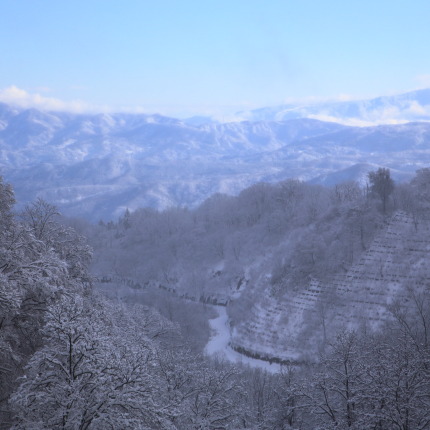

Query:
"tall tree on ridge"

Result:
[[368, 168, 394, 215]]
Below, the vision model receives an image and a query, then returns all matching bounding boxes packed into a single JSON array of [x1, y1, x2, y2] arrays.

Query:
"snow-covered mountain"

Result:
[[237, 88, 430, 125], [1, 93, 430, 220]]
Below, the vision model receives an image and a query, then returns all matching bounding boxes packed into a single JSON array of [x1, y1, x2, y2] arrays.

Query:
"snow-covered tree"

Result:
[[187, 362, 243, 430], [10, 294, 177, 429], [358, 330, 430, 430], [301, 331, 363, 429]]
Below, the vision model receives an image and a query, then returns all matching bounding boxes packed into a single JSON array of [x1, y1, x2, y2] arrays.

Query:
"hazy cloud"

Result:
[[0, 86, 96, 113], [0, 86, 172, 116], [307, 114, 379, 127], [2, 86, 430, 125], [405, 100, 430, 116], [309, 98, 430, 127]]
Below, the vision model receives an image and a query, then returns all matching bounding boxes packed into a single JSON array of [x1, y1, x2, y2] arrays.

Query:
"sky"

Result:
[[1, 0, 430, 118]]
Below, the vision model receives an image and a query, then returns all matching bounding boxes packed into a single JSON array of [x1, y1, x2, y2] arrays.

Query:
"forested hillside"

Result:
[[90, 179, 375, 298], [1, 170, 430, 429]]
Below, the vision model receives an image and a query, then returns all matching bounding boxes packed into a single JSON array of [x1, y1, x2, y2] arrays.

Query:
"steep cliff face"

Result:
[[231, 211, 430, 362]]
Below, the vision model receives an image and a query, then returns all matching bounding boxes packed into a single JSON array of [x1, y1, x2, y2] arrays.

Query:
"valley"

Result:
[[92, 206, 430, 368]]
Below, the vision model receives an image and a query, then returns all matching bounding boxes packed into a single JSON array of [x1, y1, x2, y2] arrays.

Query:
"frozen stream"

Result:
[[204, 305, 281, 373]]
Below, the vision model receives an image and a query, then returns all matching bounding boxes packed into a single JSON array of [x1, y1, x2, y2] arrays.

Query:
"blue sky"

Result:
[[1, 0, 430, 117]]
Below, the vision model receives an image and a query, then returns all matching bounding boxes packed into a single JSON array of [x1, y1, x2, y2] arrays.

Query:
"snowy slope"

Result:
[[231, 212, 430, 362]]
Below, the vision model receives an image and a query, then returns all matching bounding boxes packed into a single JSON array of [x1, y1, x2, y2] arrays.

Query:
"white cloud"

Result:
[[0, 85, 189, 117], [0, 85, 97, 113], [405, 100, 430, 116], [308, 110, 415, 127], [3, 85, 430, 125], [307, 114, 378, 127], [365, 102, 430, 124]]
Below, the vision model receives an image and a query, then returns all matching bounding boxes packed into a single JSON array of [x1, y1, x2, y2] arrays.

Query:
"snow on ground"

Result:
[[98, 279, 282, 372], [204, 305, 281, 373]]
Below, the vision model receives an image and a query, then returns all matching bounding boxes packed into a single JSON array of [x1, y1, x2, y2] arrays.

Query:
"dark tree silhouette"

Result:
[[368, 168, 394, 214]]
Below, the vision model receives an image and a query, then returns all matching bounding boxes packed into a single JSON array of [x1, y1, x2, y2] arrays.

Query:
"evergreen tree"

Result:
[[368, 168, 394, 214]]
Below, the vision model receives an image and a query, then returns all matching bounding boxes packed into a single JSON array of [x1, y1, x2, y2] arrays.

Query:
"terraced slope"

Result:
[[231, 211, 430, 362]]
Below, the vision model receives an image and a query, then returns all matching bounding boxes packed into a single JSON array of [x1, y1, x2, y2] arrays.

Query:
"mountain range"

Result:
[[1, 89, 430, 221], [236, 88, 430, 125]]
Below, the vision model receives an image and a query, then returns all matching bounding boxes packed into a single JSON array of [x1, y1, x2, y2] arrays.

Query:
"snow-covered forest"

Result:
[[1, 168, 430, 429]]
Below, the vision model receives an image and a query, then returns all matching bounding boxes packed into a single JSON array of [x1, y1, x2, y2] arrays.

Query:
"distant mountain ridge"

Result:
[[236, 88, 430, 125], [1, 90, 430, 220]]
